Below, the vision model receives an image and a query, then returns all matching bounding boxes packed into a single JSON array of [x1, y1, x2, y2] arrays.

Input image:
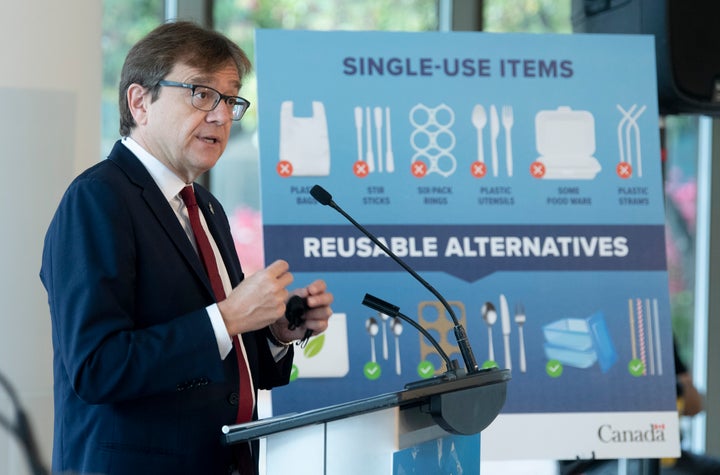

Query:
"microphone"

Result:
[[310, 184, 480, 375], [362, 293, 458, 374]]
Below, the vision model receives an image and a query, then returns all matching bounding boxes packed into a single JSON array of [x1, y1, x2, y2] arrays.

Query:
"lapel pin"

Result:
[[208, 202, 215, 215]]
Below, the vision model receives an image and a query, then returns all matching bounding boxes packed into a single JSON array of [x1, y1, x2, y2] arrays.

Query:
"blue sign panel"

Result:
[[255, 30, 678, 460]]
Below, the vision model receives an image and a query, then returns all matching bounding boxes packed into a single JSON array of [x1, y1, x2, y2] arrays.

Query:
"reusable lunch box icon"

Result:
[[542, 311, 618, 373], [535, 106, 601, 180]]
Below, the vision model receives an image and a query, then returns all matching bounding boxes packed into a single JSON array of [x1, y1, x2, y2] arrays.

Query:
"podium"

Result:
[[222, 368, 510, 475]]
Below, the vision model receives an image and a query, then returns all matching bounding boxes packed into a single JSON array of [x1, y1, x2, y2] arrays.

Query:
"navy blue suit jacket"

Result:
[[40, 141, 292, 474]]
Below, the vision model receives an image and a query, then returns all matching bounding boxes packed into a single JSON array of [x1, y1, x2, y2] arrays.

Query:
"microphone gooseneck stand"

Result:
[[221, 186, 511, 444], [362, 293, 457, 373], [310, 184, 480, 379]]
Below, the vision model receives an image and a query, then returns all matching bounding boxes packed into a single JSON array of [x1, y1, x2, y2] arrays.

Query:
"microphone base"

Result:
[[403, 367, 511, 435], [404, 369, 467, 390]]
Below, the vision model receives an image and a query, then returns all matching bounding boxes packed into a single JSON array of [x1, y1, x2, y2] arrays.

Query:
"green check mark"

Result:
[[546, 359, 563, 378], [289, 364, 299, 382], [482, 360, 498, 369], [417, 360, 435, 379], [364, 361, 381, 380], [628, 358, 645, 377]]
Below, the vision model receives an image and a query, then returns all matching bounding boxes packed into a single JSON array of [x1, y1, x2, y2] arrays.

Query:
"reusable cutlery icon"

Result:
[[366, 316, 378, 363], [499, 294, 511, 370], [489, 105, 500, 177], [392, 317, 403, 375], [481, 301, 497, 362], [515, 303, 526, 373], [380, 312, 389, 361]]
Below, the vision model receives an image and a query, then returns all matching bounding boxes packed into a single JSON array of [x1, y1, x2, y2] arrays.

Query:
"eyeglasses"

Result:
[[157, 80, 251, 121]]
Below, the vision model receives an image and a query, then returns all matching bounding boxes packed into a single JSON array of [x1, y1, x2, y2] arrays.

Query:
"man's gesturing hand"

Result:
[[270, 279, 334, 344], [218, 259, 293, 336]]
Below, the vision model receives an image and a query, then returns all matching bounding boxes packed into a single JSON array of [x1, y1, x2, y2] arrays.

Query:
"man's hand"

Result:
[[218, 259, 293, 336], [270, 279, 334, 344]]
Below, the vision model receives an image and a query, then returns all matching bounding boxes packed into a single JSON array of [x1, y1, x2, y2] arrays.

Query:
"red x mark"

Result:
[[411, 161, 427, 178], [471, 161, 487, 178], [277, 160, 293, 177], [616, 162, 633, 179], [353, 160, 369, 178], [530, 161, 546, 179]]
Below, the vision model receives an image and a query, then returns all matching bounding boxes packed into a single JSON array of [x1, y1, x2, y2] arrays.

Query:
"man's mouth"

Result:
[[200, 136, 219, 144]]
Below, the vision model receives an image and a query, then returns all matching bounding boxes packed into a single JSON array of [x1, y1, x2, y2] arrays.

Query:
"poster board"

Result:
[[255, 29, 679, 460]]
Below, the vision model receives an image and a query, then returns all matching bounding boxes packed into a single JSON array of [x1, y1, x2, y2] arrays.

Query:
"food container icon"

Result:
[[535, 106, 601, 180], [543, 318, 594, 351], [544, 343, 597, 369], [542, 311, 617, 372]]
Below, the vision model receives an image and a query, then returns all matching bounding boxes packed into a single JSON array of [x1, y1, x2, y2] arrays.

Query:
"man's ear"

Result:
[[127, 84, 150, 126]]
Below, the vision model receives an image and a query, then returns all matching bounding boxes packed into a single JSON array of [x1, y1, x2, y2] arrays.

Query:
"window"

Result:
[[101, 0, 164, 152]]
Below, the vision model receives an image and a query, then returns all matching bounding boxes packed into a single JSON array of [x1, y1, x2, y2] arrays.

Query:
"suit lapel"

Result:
[[106, 141, 216, 297]]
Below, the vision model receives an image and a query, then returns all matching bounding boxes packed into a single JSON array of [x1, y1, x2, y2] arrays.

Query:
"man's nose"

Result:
[[207, 99, 234, 123]]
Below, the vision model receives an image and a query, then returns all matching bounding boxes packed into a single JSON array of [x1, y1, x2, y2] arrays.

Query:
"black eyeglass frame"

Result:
[[157, 80, 251, 121]]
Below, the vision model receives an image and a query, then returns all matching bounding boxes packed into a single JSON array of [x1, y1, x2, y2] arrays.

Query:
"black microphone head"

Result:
[[310, 185, 333, 206]]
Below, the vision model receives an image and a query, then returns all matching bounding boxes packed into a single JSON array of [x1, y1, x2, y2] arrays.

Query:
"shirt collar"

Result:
[[121, 136, 188, 201]]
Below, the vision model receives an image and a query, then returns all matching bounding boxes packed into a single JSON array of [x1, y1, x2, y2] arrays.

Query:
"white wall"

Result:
[[0, 2, 101, 474]]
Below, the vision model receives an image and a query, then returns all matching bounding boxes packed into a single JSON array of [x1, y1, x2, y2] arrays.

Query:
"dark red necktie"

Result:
[[179, 185, 254, 424]]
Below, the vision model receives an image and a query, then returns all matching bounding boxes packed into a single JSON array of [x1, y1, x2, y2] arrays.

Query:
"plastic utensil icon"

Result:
[[501, 105, 514, 177], [374, 107, 383, 173], [366, 317, 378, 362], [365, 106, 375, 173], [515, 303, 527, 373], [489, 105, 500, 177], [471, 104, 487, 164], [385, 107, 394, 173], [354, 106, 363, 165], [481, 301, 497, 362], [392, 317, 403, 375]]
